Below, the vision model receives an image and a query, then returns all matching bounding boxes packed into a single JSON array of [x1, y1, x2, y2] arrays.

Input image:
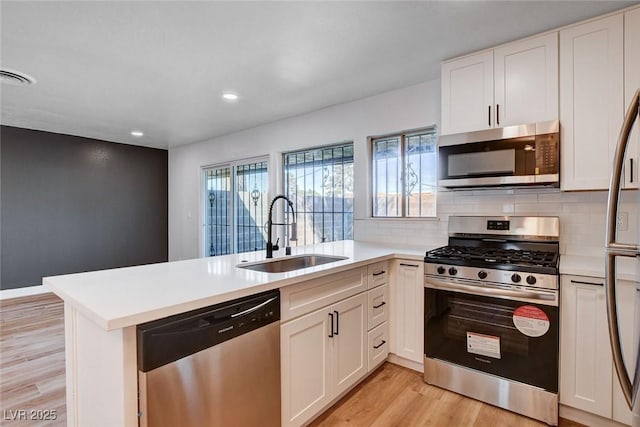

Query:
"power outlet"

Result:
[[617, 211, 629, 232]]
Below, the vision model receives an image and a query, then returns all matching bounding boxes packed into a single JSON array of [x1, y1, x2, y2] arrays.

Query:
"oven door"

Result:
[[424, 278, 558, 393]]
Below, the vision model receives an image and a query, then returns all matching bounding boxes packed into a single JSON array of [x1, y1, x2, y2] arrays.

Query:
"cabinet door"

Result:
[[280, 309, 332, 427], [494, 32, 558, 127], [441, 50, 494, 135], [612, 279, 639, 424], [623, 7, 640, 189], [332, 292, 367, 397], [560, 14, 624, 191], [391, 261, 424, 363], [559, 276, 612, 418]]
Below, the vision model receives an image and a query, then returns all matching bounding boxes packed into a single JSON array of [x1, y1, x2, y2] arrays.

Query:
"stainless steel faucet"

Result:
[[266, 195, 297, 258]]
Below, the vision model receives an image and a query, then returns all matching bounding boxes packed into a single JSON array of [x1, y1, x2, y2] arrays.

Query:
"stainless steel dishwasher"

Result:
[[137, 289, 280, 427]]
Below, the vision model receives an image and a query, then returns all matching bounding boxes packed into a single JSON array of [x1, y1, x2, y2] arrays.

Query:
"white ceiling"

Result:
[[1, 1, 637, 149]]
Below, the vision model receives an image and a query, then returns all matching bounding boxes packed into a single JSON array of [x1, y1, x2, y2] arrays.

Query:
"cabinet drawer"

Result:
[[368, 321, 389, 371], [367, 284, 389, 330], [280, 267, 367, 322], [367, 261, 389, 289]]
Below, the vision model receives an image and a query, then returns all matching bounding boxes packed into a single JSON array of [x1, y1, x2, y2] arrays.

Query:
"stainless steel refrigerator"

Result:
[[605, 88, 640, 427]]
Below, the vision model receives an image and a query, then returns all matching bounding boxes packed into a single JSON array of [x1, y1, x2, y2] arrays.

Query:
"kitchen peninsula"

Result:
[[44, 239, 638, 427], [44, 240, 425, 427]]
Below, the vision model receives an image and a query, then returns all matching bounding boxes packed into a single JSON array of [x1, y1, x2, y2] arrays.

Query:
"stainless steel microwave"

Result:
[[438, 120, 559, 188]]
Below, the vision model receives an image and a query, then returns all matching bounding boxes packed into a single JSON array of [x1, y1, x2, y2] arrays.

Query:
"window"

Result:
[[203, 158, 268, 256], [284, 143, 354, 245], [372, 127, 437, 217]]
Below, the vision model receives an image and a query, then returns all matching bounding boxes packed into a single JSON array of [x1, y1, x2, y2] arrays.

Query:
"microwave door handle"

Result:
[[605, 88, 640, 409]]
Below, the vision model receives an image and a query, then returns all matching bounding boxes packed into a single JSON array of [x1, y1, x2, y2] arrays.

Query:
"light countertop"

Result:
[[45, 239, 638, 332], [560, 254, 638, 282], [44, 240, 427, 331]]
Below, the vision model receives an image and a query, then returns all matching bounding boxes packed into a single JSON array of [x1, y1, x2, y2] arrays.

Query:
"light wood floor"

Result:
[[0, 294, 584, 427], [1, 293, 66, 426], [310, 363, 584, 427]]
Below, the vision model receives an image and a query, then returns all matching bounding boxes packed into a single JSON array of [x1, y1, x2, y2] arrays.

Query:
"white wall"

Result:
[[169, 78, 638, 262], [169, 80, 440, 260]]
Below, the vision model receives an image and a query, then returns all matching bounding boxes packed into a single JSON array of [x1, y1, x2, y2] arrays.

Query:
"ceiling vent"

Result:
[[0, 69, 36, 86]]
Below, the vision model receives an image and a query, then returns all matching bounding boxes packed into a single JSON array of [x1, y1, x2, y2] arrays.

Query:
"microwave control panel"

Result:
[[535, 134, 559, 175]]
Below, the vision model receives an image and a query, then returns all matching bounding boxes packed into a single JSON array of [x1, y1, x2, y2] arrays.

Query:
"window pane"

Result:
[[405, 132, 437, 217], [372, 137, 401, 217], [284, 143, 354, 245], [204, 167, 231, 256], [235, 161, 268, 253]]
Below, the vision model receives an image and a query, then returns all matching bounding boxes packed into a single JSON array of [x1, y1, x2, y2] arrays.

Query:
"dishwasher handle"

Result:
[[231, 296, 278, 319]]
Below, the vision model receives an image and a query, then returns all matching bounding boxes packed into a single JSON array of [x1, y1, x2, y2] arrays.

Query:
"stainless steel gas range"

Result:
[[423, 216, 560, 426]]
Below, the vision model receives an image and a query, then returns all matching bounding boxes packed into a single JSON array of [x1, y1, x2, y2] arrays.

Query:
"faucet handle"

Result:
[[273, 237, 280, 251]]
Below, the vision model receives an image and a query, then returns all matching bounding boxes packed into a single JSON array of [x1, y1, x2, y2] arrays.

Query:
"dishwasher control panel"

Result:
[[137, 289, 280, 372]]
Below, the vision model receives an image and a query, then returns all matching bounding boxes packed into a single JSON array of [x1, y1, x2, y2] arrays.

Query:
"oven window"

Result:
[[424, 288, 558, 392]]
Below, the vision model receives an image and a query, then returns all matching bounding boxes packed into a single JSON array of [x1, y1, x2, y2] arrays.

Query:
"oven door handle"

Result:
[[425, 277, 557, 304]]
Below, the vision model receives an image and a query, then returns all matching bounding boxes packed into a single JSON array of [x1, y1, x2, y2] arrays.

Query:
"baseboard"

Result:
[[560, 405, 630, 427], [0, 285, 50, 300], [387, 353, 423, 373]]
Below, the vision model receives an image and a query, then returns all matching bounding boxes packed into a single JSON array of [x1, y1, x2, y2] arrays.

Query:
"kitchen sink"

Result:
[[237, 254, 348, 273]]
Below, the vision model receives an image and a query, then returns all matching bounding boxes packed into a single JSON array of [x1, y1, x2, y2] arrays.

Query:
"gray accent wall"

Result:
[[1, 126, 168, 290]]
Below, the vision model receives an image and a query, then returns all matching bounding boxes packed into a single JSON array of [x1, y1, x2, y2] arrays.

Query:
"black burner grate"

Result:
[[425, 245, 559, 273]]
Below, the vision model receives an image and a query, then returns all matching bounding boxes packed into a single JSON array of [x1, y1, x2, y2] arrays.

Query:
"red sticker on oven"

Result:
[[513, 305, 550, 337]]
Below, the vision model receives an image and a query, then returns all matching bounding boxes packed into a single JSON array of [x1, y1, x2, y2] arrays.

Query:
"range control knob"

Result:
[[526, 275, 537, 285], [478, 271, 488, 279], [511, 273, 521, 283], [448, 267, 458, 276], [437, 266, 446, 274]]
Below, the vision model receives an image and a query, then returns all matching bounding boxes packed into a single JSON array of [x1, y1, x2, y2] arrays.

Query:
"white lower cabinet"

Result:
[[368, 321, 389, 371], [560, 275, 639, 424], [332, 293, 368, 397], [560, 276, 612, 417], [367, 283, 389, 330], [390, 260, 424, 363], [281, 291, 367, 427]]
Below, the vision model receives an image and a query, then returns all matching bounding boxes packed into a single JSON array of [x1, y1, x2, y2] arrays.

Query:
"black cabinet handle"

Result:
[[496, 104, 500, 126], [372, 271, 386, 277], [488, 105, 491, 126], [630, 158, 634, 183], [334, 310, 339, 335], [328, 313, 334, 338], [571, 279, 603, 287], [373, 301, 386, 309], [373, 340, 387, 349], [400, 263, 419, 268]]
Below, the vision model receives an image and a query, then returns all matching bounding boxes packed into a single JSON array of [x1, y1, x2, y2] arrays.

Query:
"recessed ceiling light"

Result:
[[131, 130, 144, 137], [222, 92, 239, 101]]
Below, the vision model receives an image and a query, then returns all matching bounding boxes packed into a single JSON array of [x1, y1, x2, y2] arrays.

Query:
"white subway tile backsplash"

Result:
[[355, 188, 637, 257]]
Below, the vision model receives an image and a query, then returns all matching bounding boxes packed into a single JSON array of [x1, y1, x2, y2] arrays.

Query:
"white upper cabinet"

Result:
[[623, 7, 640, 189], [441, 32, 558, 135], [494, 32, 559, 128], [560, 13, 624, 191], [441, 50, 494, 135]]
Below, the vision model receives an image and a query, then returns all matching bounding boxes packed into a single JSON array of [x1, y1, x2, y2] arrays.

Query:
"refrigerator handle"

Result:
[[605, 88, 640, 409]]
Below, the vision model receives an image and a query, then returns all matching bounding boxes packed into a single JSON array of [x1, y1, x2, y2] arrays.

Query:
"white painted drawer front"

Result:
[[280, 267, 367, 321], [367, 284, 389, 330], [368, 321, 389, 371], [367, 261, 389, 289]]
